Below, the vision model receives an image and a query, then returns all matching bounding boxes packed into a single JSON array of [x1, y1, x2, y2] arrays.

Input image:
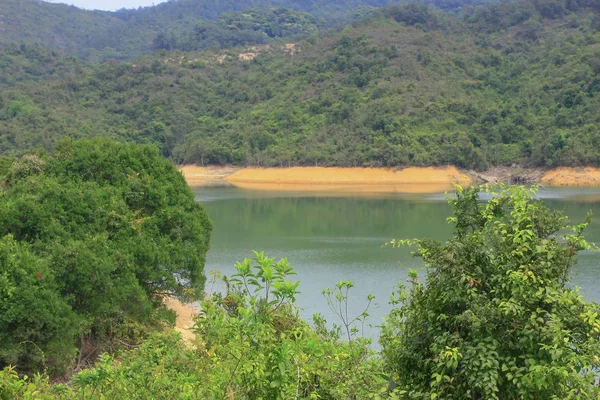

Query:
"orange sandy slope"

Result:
[[222, 166, 472, 194], [541, 167, 600, 186], [179, 166, 472, 193], [224, 166, 471, 184], [178, 165, 240, 186], [224, 166, 472, 193], [179, 165, 600, 190]]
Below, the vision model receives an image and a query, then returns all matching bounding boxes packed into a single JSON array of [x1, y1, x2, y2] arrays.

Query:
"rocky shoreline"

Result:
[[467, 167, 547, 185]]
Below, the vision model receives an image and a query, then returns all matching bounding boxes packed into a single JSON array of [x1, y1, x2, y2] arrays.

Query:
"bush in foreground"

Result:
[[382, 185, 600, 399], [3, 185, 600, 399], [1, 253, 389, 399]]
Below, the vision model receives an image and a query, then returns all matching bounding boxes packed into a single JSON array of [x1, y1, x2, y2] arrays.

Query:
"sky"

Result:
[[45, 0, 168, 11]]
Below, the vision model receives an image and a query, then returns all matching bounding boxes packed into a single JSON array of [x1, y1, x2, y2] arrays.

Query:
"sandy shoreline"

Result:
[[225, 166, 471, 184], [541, 167, 600, 186], [164, 297, 199, 344], [178, 165, 241, 187], [178, 165, 600, 190], [224, 166, 471, 194]]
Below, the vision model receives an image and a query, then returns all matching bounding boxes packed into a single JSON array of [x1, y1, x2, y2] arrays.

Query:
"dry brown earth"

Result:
[[178, 165, 241, 187], [541, 167, 600, 186], [223, 166, 471, 193], [163, 297, 199, 344], [225, 166, 471, 184], [178, 165, 600, 189]]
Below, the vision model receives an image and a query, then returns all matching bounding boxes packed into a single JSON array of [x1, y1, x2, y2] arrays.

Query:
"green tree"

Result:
[[0, 139, 212, 375], [382, 185, 600, 399], [0, 236, 79, 375]]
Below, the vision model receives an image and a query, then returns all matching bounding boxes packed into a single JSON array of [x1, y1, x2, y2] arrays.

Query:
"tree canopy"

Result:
[[0, 139, 212, 375]]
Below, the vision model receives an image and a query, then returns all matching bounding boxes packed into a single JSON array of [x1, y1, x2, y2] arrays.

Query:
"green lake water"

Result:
[[193, 185, 600, 341]]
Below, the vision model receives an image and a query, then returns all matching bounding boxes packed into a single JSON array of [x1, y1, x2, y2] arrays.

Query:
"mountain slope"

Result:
[[0, 0, 599, 169], [114, 0, 496, 24], [0, 0, 497, 60], [0, 0, 149, 61]]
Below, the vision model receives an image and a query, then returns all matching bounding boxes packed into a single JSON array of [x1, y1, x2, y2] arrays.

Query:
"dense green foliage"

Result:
[[0, 139, 211, 375], [0, 254, 388, 399], [149, 1, 497, 52], [0, 0, 138, 61], [152, 7, 320, 51], [125, 0, 495, 25], [2, 187, 600, 399], [0, 235, 80, 376], [382, 185, 600, 398], [0, 43, 83, 86], [0, 0, 599, 168], [3, 0, 600, 396], [0, 0, 496, 61]]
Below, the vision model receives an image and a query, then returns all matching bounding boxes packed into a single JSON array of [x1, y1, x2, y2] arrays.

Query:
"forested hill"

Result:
[[1, 0, 495, 60], [120, 0, 494, 22], [1, 0, 599, 169]]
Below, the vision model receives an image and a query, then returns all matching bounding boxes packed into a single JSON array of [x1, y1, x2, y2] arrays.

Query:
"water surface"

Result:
[[193, 185, 600, 341]]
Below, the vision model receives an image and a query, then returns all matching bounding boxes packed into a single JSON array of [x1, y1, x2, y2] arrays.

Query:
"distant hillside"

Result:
[[113, 0, 496, 23], [0, 0, 497, 60], [1, 0, 599, 169], [0, 43, 83, 86], [0, 0, 144, 61]]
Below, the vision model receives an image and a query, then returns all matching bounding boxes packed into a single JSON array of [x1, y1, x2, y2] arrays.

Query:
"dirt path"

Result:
[[164, 297, 199, 344]]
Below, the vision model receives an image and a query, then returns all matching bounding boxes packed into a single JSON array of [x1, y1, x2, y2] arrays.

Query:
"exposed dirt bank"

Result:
[[223, 166, 471, 194], [469, 166, 600, 187], [178, 165, 241, 187], [225, 166, 471, 184], [227, 181, 461, 194], [164, 297, 199, 344], [541, 167, 600, 186], [179, 165, 600, 189]]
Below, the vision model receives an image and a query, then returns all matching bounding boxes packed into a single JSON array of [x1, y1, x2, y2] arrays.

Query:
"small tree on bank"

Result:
[[381, 185, 600, 399]]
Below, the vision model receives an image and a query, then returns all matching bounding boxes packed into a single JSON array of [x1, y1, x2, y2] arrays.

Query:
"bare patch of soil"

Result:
[[225, 166, 471, 185], [541, 167, 600, 186], [163, 297, 200, 344], [178, 165, 240, 187]]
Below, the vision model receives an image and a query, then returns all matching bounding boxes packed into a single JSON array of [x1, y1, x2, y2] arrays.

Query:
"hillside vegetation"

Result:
[[0, 0, 495, 61], [1, 0, 599, 169]]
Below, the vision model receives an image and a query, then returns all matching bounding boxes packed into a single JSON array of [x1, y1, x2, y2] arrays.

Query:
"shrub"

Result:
[[382, 185, 600, 399]]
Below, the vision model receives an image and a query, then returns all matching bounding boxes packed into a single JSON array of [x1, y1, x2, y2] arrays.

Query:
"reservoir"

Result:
[[193, 185, 600, 341]]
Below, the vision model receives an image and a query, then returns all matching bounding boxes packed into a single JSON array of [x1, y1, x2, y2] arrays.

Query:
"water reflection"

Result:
[[193, 185, 600, 342]]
